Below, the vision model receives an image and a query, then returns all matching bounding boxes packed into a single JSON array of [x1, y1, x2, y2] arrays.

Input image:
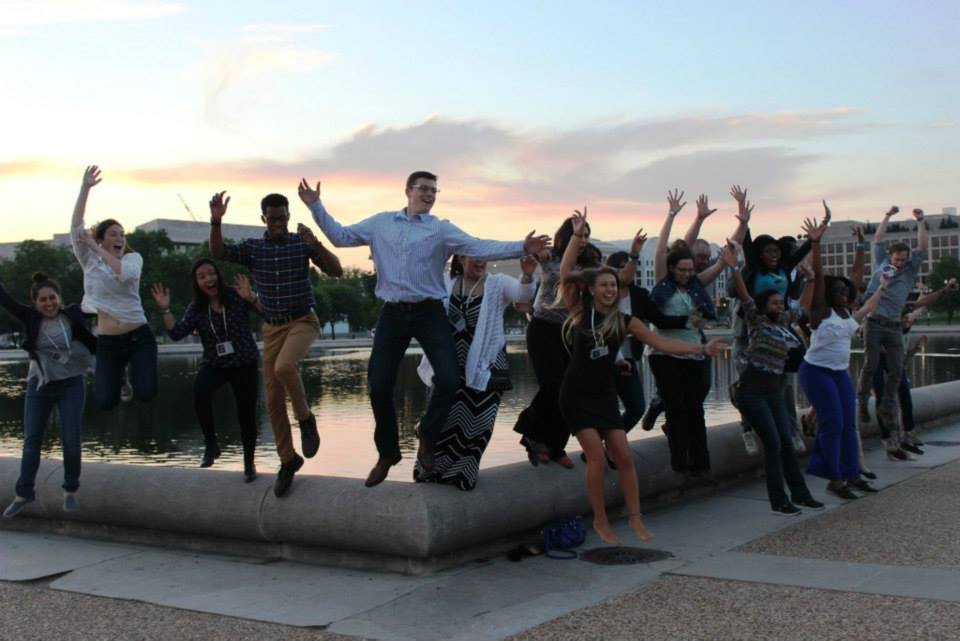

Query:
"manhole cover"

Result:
[[922, 440, 960, 447], [580, 547, 673, 565]]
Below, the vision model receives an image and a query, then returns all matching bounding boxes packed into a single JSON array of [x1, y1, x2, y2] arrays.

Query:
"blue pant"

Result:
[[799, 362, 859, 481], [368, 300, 459, 460], [616, 360, 645, 433], [738, 384, 813, 508], [16, 375, 86, 500], [95, 324, 158, 411]]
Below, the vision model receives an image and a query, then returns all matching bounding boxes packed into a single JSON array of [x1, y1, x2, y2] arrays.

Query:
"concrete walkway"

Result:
[[4, 422, 960, 641]]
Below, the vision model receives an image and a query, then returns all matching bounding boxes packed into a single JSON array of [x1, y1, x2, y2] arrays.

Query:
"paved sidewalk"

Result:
[[4, 422, 960, 641]]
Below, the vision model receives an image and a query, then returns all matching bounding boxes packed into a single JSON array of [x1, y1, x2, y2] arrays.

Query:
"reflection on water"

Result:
[[1, 334, 958, 481]]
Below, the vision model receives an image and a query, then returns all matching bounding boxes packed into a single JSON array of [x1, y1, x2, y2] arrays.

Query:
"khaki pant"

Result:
[[261, 312, 320, 463]]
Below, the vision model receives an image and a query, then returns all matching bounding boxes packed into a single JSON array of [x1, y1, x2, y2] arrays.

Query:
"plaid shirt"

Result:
[[224, 233, 320, 318]]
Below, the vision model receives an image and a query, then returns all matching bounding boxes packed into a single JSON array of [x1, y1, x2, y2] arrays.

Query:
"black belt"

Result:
[[385, 299, 440, 312], [868, 315, 901, 328], [263, 308, 313, 326]]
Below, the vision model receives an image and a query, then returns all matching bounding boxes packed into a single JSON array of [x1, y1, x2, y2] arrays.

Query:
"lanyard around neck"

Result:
[[590, 306, 604, 346], [459, 275, 485, 308], [208, 305, 228, 341], [43, 316, 72, 357]]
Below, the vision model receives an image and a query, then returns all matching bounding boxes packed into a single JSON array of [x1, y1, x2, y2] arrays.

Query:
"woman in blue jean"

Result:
[[2, 273, 96, 518], [70, 166, 157, 409], [799, 205, 888, 500], [725, 235, 823, 516]]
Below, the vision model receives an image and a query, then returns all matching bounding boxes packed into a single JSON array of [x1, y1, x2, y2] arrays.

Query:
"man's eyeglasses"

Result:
[[411, 184, 439, 194]]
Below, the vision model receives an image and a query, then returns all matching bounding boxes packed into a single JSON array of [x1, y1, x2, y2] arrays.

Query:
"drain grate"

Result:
[[922, 440, 960, 447], [580, 546, 673, 565]]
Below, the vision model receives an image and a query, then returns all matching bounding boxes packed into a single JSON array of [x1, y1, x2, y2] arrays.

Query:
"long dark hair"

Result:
[[552, 217, 597, 267], [190, 258, 229, 311]]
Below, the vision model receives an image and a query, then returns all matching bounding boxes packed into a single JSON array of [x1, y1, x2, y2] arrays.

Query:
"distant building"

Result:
[[818, 212, 960, 290], [0, 218, 266, 260]]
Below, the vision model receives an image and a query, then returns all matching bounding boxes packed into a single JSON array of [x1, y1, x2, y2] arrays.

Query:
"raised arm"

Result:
[[729, 184, 753, 245], [914, 208, 928, 252], [559, 210, 588, 311], [619, 229, 646, 286], [72, 166, 101, 229], [874, 205, 898, 245], [850, 225, 867, 290], [499, 256, 537, 305], [654, 189, 686, 281], [297, 223, 344, 277], [150, 283, 176, 333], [208, 191, 229, 259], [912, 277, 957, 311], [683, 194, 716, 247], [804, 210, 828, 328], [0, 282, 32, 323], [853, 275, 890, 323], [298, 178, 377, 248]]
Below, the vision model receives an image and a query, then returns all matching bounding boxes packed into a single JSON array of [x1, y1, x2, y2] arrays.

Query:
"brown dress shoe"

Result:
[[365, 454, 401, 487]]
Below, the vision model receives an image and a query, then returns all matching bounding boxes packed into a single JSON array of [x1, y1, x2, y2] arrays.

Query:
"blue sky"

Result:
[[2, 0, 958, 268]]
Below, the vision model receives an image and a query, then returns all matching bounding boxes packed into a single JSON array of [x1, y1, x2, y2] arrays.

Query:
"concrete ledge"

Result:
[[4, 380, 960, 573]]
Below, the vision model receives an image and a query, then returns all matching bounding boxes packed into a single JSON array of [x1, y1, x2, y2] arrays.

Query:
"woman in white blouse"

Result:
[[70, 166, 157, 410]]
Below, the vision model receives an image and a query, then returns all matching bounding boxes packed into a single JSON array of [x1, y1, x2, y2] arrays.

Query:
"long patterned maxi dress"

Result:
[[414, 292, 508, 490]]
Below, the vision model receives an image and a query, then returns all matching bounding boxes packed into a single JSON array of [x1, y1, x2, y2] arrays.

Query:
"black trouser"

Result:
[[649, 355, 711, 473], [194, 363, 259, 462], [872, 352, 915, 438], [513, 317, 571, 458]]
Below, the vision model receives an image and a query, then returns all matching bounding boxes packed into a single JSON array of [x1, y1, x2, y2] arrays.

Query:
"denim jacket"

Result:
[[650, 275, 717, 320]]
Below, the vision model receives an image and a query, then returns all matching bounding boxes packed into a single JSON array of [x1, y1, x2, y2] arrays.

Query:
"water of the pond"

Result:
[[1, 334, 958, 481]]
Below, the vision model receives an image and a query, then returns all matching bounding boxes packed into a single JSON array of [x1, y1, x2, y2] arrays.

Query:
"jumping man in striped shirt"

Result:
[[209, 191, 343, 498], [298, 171, 550, 487]]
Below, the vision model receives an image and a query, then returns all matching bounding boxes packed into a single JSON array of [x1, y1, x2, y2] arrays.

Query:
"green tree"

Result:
[[928, 255, 960, 323], [0, 241, 84, 335]]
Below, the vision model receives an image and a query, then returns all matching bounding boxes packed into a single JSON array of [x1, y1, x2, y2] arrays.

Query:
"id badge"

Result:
[[448, 307, 467, 332], [216, 341, 235, 356], [589, 345, 609, 360], [51, 352, 67, 364]]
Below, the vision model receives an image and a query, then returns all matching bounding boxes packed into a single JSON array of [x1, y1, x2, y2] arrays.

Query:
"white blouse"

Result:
[[71, 224, 147, 326], [804, 309, 861, 371]]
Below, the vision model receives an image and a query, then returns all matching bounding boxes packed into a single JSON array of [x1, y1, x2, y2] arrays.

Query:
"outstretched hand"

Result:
[[696, 194, 717, 220], [298, 178, 321, 206], [802, 216, 826, 241], [947, 277, 958, 291], [150, 283, 170, 309], [718, 238, 741, 268], [209, 191, 230, 223], [523, 230, 551, 255], [666, 189, 686, 216], [297, 222, 319, 246], [885, 206, 900, 218], [233, 274, 255, 302], [631, 228, 647, 255], [851, 225, 865, 243], [82, 165, 102, 189], [730, 184, 753, 223], [571, 206, 588, 235], [705, 339, 729, 358], [913, 208, 925, 221]]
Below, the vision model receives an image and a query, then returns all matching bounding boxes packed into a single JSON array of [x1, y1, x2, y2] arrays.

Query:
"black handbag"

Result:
[[486, 367, 513, 392]]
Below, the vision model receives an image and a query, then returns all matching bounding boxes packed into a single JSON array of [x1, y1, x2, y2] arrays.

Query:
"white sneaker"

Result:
[[742, 429, 759, 456], [791, 429, 807, 454], [120, 381, 133, 402]]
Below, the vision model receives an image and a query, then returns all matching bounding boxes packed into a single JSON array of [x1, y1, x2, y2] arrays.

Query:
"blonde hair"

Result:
[[560, 267, 624, 347]]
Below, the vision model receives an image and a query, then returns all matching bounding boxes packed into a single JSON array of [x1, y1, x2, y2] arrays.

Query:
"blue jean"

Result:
[[616, 360, 645, 433], [368, 300, 459, 460], [738, 384, 813, 508], [799, 361, 859, 481], [95, 324, 158, 410], [16, 375, 86, 500]]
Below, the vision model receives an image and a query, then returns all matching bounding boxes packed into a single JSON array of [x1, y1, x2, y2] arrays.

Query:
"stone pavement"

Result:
[[3, 422, 960, 641]]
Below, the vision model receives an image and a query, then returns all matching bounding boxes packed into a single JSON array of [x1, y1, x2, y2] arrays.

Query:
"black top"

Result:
[[166, 288, 259, 368], [564, 311, 632, 398], [625, 285, 689, 361], [0, 283, 97, 361]]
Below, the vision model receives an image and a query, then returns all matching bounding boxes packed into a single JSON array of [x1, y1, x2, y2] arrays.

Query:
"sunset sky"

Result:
[[2, 0, 958, 268]]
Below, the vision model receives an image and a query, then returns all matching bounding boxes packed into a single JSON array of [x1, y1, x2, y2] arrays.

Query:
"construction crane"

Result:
[[177, 194, 199, 222]]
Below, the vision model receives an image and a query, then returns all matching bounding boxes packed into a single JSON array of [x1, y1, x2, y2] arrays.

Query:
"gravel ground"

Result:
[[739, 460, 960, 568], [0, 580, 364, 641], [506, 575, 960, 641]]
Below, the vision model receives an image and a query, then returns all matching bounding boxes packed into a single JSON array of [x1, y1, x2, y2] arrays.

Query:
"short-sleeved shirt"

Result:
[[223, 233, 319, 318], [648, 290, 702, 360], [71, 224, 147, 325], [27, 315, 95, 387], [166, 288, 259, 368], [531, 256, 568, 325]]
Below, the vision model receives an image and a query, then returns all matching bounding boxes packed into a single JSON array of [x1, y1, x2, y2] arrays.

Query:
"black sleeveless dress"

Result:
[[559, 312, 632, 433]]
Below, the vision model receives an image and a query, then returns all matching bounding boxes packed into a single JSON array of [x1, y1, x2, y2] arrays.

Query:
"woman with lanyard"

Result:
[[800, 204, 889, 499], [558, 208, 727, 543], [723, 234, 825, 515], [2, 273, 96, 518], [151, 259, 261, 482], [70, 165, 157, 409], [415, 254, 537, 489]]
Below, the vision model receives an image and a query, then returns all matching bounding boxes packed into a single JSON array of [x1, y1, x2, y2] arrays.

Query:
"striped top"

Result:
[[223, 233, 320, 317], [742, 299, 801, 375], [309, 201, 525, 303]]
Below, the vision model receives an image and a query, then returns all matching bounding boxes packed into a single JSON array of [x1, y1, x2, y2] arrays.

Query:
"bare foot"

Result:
[[629, 514, 654, 542], [593, 519, 620, 545]]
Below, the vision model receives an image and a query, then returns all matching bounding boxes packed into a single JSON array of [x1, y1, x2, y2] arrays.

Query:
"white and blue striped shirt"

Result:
[[310, 201, 526, 303]]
